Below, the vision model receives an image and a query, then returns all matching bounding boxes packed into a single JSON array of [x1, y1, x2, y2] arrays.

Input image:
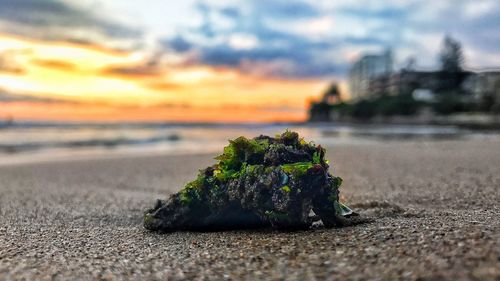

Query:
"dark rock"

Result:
[[144, 131, 353, 232]]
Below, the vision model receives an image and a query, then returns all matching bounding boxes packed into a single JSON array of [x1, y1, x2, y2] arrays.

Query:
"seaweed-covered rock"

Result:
[[144, 131, 354, 231]]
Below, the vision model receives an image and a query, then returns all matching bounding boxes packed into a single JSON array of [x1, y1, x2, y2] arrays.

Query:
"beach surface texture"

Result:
[[1, 139, 499, 280]]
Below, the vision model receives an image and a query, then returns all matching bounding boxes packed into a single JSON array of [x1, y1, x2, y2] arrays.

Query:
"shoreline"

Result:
[[2, 122, 499, 166], [307, 117, 500, 131]]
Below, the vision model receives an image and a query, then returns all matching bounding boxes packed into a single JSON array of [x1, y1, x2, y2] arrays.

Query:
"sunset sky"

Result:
[[0, 0, 499, 122]]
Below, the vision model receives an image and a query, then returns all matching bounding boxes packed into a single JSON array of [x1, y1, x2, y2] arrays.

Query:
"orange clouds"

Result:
[[0, 33, 328, 122], [31, 59, 77, 72]]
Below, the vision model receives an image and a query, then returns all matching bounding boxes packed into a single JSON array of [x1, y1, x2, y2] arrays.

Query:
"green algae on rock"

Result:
[[144, 131, 354, 232]]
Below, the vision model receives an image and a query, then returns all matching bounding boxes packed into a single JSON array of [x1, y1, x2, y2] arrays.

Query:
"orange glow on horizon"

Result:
[[0, 102, 307, 123]]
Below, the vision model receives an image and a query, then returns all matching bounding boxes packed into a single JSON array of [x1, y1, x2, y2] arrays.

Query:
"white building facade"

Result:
[[348, 49, 393, 100]]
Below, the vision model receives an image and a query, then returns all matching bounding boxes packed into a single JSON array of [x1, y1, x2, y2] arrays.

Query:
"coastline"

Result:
[[1, 139, 499, 280], [307, 113, 500, 131]]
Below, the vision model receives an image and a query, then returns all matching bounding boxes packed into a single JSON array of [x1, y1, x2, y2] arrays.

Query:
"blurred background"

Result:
[[0, 0, 499, 163]]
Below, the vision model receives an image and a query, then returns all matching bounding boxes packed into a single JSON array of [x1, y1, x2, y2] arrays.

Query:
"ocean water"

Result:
[[0, 121, 495, 164]]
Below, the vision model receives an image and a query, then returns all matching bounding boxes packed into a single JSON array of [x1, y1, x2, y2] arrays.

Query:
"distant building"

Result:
[[348, 49, 393, 100]]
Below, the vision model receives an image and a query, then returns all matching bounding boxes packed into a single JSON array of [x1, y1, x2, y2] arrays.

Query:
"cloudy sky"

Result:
[[0, 0, 499, 122]]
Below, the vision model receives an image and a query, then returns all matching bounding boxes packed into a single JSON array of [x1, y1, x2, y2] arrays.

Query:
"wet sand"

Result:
[[0, 139, 499, 280]]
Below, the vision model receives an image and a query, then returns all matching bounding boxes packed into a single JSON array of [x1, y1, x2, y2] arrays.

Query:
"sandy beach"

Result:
[[0, 139, 499, 280]]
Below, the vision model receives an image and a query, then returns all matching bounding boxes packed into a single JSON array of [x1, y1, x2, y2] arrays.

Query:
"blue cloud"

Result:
[[253, 0, 320, 19], [197, 29, 347, 77], [219, 7, 240, 19], [166, 36, 193, 52], [163, 1, 346, 77]]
